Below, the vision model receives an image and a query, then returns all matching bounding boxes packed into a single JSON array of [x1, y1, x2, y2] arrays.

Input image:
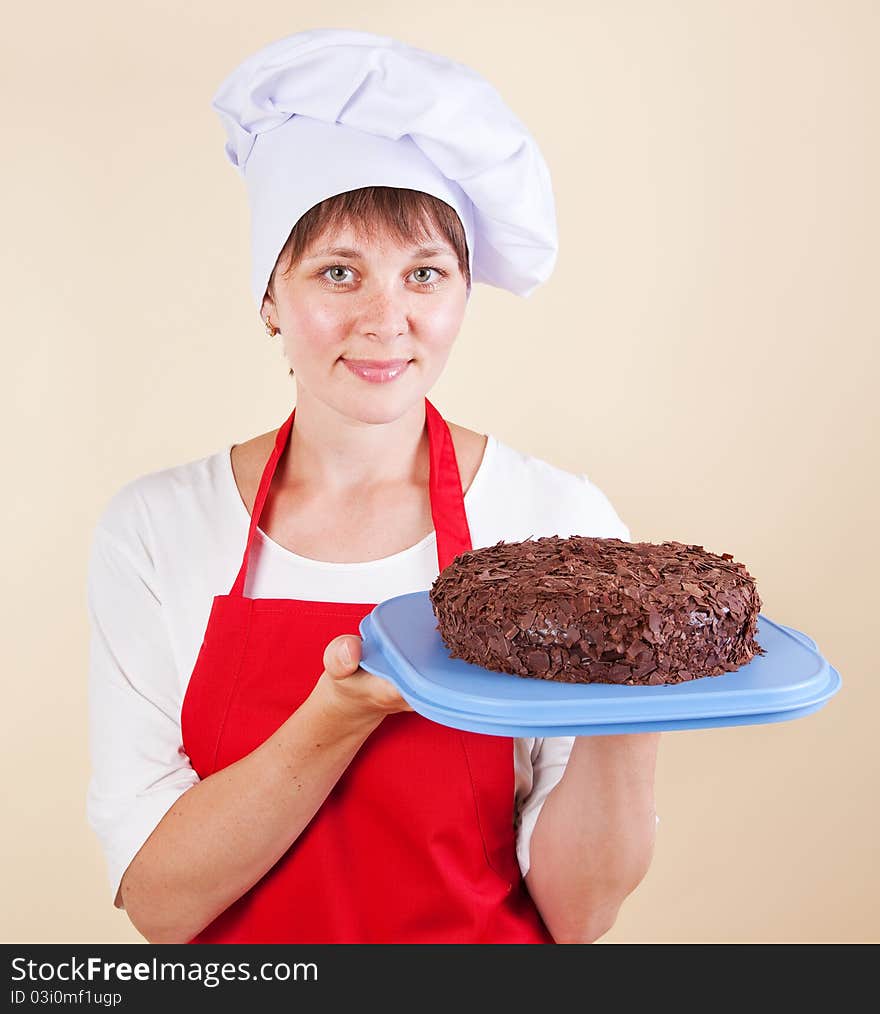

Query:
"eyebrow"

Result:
[[304, 244, 454, 260]]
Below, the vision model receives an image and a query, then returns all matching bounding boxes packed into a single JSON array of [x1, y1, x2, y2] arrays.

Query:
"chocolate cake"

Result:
[[429, 536, 765, 686]]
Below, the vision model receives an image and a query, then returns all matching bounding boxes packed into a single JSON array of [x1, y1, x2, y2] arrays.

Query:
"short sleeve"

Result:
[[515, 736, 661, 881], [514, 736, 574, 878], [85, 501, 200, 910], [576, 472, 632, 543]]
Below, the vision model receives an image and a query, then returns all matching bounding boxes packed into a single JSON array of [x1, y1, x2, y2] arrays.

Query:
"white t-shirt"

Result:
[[85, 430, 639, 911]]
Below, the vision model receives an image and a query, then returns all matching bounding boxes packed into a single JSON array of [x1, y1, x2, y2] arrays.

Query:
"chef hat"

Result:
[[211, 28, 558, 308]]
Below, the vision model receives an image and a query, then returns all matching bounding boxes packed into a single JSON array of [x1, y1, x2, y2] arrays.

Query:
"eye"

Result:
[[320, 265, 355, 286], [317, 264, 448, 290], [409, 267, 447, 288]]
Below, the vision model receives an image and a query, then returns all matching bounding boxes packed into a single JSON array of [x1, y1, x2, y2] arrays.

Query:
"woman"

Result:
[[86, 28, 660, 944]]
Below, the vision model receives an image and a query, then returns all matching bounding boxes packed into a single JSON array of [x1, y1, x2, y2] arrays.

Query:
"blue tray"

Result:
[[358, 591, 842, 737]]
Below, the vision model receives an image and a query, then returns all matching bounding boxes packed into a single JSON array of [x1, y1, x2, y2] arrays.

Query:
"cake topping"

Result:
[[429, 536, 765, 685]]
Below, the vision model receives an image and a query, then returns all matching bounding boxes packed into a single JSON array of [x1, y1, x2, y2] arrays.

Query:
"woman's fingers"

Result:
[[323, 633, 362, 678], [321, 633, 414, 715]]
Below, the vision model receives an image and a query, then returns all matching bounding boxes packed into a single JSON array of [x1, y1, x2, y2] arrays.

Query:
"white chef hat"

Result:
[[211, 28, 558, 309]]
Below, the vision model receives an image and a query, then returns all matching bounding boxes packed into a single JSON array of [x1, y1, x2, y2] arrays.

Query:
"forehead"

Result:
[[303, 221, 454, 259]]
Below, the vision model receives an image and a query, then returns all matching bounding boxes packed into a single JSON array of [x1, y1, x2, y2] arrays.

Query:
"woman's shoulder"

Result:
[[471, 428, 579, 491], [446, 421, 489, 497], [466, 429, 631, 542], [229, 429, 275, 516], [93, 444, 233, 546]]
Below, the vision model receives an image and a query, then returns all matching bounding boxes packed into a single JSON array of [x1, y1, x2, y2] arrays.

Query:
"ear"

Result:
[[260, 290, 276, 321]]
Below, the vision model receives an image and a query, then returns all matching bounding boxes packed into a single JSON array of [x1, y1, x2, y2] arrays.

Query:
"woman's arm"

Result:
[[523, 732, 660, 944], [120, 636, 406, 944]]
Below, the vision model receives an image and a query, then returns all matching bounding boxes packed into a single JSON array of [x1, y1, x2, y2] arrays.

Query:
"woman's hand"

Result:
[[315, 633, 415, 726]]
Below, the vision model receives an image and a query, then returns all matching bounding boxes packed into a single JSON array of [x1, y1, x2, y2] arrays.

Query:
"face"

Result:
[[261, 222, 470, 426]]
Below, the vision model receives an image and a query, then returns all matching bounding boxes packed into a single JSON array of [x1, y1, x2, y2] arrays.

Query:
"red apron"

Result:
[[180, 397, 554, 943]]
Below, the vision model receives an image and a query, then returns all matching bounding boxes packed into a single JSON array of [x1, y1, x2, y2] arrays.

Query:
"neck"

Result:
[[279, 387, 430, 494]]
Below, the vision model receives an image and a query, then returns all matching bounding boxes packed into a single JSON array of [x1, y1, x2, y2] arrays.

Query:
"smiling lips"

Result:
[[342, 358, 412, 383]]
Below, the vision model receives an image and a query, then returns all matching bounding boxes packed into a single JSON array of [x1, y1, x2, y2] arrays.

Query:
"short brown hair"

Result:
[[268, 186, 471, 377]]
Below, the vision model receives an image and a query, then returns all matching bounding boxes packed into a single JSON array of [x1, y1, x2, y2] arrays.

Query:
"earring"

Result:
[[264, 317, 278, 337]]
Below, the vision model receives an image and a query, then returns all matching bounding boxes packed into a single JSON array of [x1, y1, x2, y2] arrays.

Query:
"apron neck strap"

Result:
[[424, 398, 474, 571], [230, 397, 472, 597]]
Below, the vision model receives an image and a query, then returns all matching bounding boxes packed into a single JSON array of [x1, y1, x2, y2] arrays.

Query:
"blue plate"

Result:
[[358, 591, 842, 737]]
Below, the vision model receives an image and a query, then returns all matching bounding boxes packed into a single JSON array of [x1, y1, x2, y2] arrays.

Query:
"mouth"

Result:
[[341, 357, 413, 384]]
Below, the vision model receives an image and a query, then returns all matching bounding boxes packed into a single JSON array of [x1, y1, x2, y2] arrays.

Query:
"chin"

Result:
[[336, 384, 428, 427], [348, 394, 423, 426]]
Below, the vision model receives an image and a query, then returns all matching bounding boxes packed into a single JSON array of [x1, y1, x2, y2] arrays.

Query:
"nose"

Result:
[[356, 285, 409, 342]]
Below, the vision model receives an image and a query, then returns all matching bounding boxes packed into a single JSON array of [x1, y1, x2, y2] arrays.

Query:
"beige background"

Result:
[[2, 1, 877, 944]]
